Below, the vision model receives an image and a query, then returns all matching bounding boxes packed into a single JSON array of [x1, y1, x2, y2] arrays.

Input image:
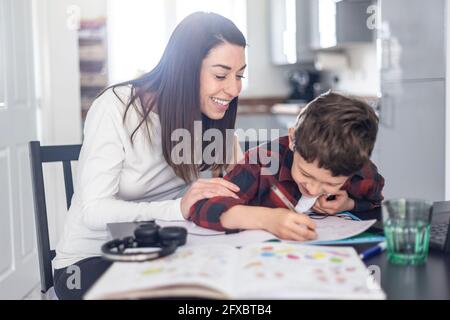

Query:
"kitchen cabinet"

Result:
[[310, 0, 374, 49], [270, 0, 375, 65], [269, 0, 315, 65]]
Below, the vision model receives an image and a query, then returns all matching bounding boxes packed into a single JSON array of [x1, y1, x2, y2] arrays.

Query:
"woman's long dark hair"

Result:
[[100, 12, 246, 183]]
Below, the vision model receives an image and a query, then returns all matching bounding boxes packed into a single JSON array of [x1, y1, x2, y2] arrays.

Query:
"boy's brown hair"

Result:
[[293, 91, 379, 177]]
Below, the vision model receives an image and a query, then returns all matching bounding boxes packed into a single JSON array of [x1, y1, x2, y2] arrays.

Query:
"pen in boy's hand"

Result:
[[270, 184, 297, 212], [270, 184, 317, 233]]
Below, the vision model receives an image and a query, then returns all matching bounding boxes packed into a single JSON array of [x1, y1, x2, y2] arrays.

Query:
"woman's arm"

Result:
[[78, 92, 185, 230]]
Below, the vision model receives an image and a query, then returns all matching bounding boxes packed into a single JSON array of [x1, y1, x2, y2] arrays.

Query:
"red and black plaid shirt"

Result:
[[189, 136, 385, 231]]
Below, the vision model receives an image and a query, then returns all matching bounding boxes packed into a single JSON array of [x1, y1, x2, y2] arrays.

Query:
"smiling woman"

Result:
[[52, 12, 247, 300]]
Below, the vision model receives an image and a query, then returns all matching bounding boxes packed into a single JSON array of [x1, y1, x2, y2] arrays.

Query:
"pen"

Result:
[[270, 184, 297, 212], [271, 184, 315, 232], [359, 242, 387, 261]]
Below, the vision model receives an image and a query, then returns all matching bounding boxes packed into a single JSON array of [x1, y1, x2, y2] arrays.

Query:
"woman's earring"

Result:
[[289, 139, 296, 151]]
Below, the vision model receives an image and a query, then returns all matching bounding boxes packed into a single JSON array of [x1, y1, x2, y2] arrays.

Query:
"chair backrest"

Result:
[[28, 141, 82, 293]]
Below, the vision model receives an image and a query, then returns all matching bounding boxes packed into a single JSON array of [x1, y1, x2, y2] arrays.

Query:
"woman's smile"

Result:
[[210, 96, 231, 111]]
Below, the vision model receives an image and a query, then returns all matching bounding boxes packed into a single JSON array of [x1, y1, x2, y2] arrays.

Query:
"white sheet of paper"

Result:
[[306, 217, 376, 242], [153, 217, 376, 247]]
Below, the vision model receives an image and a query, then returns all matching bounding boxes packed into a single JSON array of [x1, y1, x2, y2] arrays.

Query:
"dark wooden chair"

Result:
[[28, 141, 82, 295]]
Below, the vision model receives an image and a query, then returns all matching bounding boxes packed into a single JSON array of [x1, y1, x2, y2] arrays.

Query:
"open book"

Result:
[[85, 242, 385, 300]]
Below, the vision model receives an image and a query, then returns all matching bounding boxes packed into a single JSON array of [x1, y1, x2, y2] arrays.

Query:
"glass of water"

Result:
[[382, 199, 433, 265]]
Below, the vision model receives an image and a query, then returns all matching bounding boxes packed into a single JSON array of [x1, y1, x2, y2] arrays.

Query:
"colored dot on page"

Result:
[[261, 252, 275, 257]]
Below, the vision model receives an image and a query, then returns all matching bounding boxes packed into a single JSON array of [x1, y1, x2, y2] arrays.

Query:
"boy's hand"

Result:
[[312, 190, 355, 214], [265, 209, 317, 241]]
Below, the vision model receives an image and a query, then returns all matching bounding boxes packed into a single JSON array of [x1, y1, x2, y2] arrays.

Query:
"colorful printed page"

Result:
[[233, 242, 385, 299], [84, 245, 238, 300]]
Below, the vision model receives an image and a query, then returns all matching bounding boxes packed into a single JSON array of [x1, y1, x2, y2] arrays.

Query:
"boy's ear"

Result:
[[288, 128, 295, 151]]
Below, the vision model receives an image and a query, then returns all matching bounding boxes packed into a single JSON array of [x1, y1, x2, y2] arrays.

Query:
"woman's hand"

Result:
[[263, 208, 317, 241], [312, 190, 355, 215], [180, 178, 240, 219]]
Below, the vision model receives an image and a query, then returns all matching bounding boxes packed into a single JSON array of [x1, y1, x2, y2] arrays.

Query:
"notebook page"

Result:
[[233, 242, 385, 299]]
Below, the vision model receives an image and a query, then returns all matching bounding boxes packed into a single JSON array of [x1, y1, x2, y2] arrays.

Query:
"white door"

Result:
[[0, 0, 39, 299]]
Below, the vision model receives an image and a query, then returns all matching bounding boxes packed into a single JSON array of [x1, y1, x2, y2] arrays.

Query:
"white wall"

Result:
[[240, 0, 291, 98], [74, 0, 107, 19], [332, 44, 379, 96], [33, 0, 82, 247], [34, 0, 82, 145]]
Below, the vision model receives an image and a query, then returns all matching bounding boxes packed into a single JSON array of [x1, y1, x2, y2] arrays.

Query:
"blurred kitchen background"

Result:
[[70, 0, 446, 203], [1, 0, 449, 298]]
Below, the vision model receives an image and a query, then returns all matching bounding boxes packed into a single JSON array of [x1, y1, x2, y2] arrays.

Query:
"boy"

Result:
[[189, 92, 385, 241]]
